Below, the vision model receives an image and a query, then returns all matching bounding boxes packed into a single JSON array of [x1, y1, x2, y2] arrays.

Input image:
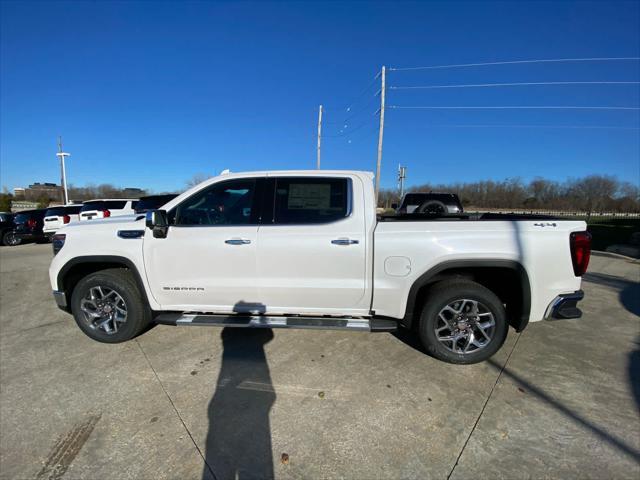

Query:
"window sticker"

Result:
[[287, 184, 331, 210]]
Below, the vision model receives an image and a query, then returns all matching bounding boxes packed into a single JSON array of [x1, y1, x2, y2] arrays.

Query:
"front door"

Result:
[[256, 176, 368, 315], [143, 177, 262, 312]]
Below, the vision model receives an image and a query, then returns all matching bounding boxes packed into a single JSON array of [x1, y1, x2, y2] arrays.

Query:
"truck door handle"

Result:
[[225, 238, 251, 245], [331, 238, 359, 245]]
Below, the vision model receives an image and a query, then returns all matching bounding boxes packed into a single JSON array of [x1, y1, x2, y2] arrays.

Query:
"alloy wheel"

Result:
[[434, 299, 496, 354], [79, 286, 128, 335]]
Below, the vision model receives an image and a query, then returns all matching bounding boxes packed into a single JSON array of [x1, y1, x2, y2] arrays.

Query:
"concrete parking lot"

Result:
[[0, 244, 638, 480]]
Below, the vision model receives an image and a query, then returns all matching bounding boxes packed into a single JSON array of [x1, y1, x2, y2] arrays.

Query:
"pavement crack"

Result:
[[135, 339, 217, 480], [446, 333, 522, 480]]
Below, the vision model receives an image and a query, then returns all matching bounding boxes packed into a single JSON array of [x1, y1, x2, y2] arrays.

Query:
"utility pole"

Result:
[[398, 164, 406, 199], [375, 66, 386, 204], [316, 104, 323, 169], [56, 136, 70, 205]]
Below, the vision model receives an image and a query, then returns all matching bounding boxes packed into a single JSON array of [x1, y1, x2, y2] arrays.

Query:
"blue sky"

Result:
[[1, 0, 639, 193]]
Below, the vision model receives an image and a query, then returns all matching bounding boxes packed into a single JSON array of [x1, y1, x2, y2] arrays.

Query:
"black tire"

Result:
[[418, 279, 508, 364], [2, 230, 21, 246], [70, 268, 151, 343]]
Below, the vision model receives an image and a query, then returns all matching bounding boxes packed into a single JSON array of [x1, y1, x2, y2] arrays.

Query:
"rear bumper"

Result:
[[545, 290, 584, 320], [52, 290, 70, 313]]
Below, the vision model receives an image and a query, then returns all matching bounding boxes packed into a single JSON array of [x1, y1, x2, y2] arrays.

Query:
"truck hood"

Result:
[[63, 214, 145, 233]]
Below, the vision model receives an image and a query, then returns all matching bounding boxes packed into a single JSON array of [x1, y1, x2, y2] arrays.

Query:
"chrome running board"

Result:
[[154, 313, 397, 332]]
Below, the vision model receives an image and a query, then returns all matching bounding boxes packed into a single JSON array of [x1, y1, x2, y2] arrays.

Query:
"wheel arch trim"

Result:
[[57, 255, 154, 310], [401, 259, 531, 332]]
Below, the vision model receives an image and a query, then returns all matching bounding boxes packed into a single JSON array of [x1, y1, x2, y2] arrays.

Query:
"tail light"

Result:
[[102, 209, 111, 218], [26, 218, 37, 229], [63, 215, 71, 224], [570, 231, 591, 276], [52, 233, 66, 255]]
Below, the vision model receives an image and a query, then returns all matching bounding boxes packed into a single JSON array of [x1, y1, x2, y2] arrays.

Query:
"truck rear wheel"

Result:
[[70, 268, 151, 343], [418, 279, 508, 364]]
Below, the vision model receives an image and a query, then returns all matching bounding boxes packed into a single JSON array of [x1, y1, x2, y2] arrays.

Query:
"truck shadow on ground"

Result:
[[485, 358, 640, 464], [582, 271, 640, 417], [391, 327, 640, 464], [202, 327, 275, 480], [582, 271, 640, 316]]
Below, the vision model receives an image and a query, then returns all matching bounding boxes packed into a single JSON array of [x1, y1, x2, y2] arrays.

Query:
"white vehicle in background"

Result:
[[79, 199, 138, 221], [43, 205, 83, 240], [49, 170, 591, 364]]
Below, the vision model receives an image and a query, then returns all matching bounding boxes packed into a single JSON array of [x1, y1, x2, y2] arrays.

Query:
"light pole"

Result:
[[317, 104, 323, 169], [375, 66, 386, 204], [56, 136, 70, 204]]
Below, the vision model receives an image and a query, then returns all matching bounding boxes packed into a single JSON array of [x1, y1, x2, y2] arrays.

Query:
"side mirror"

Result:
[[145, 210, 168, 238], [391, 203, 398, 210]]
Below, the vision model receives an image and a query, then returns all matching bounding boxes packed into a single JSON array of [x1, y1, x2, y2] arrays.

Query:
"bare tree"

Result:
[[186, 173, 213, 188], [567, 175, 618, 219]]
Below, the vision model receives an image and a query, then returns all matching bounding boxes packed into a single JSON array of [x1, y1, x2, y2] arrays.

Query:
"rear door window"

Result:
[[272, 178, 349, 224]]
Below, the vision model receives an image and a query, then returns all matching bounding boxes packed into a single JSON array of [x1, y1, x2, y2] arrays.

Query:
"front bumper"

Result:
[[52, 290, 70, 312], [545, 290, 584, 320]]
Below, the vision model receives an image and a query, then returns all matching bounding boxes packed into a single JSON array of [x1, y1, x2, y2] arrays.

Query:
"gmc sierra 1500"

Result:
[[49, 170, 590, 364]]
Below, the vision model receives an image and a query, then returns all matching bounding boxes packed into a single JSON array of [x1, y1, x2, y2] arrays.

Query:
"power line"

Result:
[[323, 115, 378, 137], [323, 125, 380, 144], [417, 124, 640, 130], [387, 105, 640, 110], [323, 95, 379, 126], [389, 57, 640, 72], [323, 74, 379, 115], [389, 81, 640, 90]]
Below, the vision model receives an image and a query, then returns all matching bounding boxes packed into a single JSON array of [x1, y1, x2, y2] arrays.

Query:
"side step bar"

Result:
[[154, 313, 397, 332]]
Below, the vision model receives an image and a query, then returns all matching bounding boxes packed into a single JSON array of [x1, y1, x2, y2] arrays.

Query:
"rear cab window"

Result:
[[81, 201, 127, 212], [46, 206, 82, 217]]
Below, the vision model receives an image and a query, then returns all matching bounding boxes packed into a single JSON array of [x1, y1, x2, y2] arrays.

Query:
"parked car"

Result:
[[0, 213, 19, 246], [394, 192, 464, 215], [134, 194, 178, 214], [43, 205, 83, 240], [79, 199, 138, 221], [12, 209, 47, 244], [49, 170, 590, 364]]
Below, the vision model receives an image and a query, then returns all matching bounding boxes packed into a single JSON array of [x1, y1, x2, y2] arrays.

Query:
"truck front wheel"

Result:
[[419, 280, 508, 364], [70, 268, 151, 343]]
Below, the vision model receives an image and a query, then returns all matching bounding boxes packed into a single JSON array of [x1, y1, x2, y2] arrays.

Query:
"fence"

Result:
[[464, 208, 640, 219]]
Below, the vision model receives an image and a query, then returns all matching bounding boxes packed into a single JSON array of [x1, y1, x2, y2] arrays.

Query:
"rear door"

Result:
[[256, 175, 368, 315], [143, 177, 263, 311]]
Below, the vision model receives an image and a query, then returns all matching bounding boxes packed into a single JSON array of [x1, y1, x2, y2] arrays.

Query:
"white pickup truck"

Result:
[[49, 170, 591, 364]]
